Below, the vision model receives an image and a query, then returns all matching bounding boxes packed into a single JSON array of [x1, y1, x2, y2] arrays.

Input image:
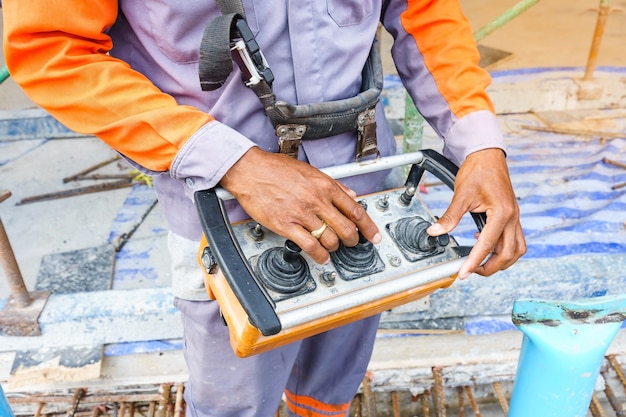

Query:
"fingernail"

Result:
[[458, 270, 471, 280], [371, 233, 382, 244], [427, 224, 443, 235]]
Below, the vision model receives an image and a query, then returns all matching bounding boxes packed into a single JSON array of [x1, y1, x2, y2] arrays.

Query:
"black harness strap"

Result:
[[199, 0, 383, 161]]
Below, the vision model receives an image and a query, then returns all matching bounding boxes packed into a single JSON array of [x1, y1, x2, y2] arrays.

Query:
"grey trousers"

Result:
[[175, 297, 380, 417]]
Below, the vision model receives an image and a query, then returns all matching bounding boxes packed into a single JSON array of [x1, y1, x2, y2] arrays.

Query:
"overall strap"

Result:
[[216, 0, 245, 18]]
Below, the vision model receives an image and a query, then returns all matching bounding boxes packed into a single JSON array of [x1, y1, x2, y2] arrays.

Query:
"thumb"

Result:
[[427, 206, 464, 236]]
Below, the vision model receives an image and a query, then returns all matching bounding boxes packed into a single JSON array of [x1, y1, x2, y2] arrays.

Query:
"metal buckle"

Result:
[[356, 108, 380, 161], [277, 124, 307, 159]]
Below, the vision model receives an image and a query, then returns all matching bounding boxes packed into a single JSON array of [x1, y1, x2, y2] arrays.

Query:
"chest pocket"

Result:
[[327, 0, 375, 26], [145, 0, 260, 64]]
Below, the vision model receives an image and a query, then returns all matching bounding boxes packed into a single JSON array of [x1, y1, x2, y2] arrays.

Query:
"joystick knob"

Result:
[[256, 240, 311, 294]]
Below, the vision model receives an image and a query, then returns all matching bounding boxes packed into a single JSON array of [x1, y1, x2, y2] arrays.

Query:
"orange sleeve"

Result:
[[2, 0, 213, 172], [400, 0, 495, 118]]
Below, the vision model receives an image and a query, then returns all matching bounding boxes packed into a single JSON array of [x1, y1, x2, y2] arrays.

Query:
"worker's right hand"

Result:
[[219, 147, 382, 264]]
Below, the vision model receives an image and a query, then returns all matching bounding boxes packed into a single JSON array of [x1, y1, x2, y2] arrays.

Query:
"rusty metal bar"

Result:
[[0, 189, 50, 336], [391, 391, 400, 417], [492, 382, 509, 415], [457, 387, 465, 417], [601, 370, 626, 417], [34, 402, 45, 417], [608, 355, 626, 394], [174, 384, 184, 417], [361, 373, 377, 417], [420, 392, 430, 417], [432, 367, 446, 417], [16, 179, 136, 206], [158, 384, 171, 417], [604, 157, 626, 170], [589, 394, 608, 417], [464, 386, 482, 417], [583, 0, 612, 81], [0, 190, 30, 307], [63, 156, 121, 183], [65, 388, 85, 417]]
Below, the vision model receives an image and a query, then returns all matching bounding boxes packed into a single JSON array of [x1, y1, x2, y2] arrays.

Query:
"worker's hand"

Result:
[[427, 148, 526, 279], [219, 147, 381, 264]]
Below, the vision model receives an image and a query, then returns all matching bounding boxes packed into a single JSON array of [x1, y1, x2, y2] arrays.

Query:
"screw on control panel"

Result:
[[398, 185, 416, 207], [248, 223, 265, 241], [376, 194, 389, 212], [0, 189, 50, 336]]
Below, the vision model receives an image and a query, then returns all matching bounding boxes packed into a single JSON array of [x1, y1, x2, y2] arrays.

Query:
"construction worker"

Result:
[[3, 1, 526, 416]]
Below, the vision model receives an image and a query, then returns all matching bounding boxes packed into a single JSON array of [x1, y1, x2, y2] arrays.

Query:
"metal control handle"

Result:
[[195, 150, 486, 336], [406, 149, 487, 231]]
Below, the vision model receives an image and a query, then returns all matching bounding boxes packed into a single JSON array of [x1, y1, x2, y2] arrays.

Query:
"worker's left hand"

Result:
[[427, 148, 526, 279]]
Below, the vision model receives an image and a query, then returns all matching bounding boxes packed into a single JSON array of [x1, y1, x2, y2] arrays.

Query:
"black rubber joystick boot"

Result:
[[256, 240, 310, 294]]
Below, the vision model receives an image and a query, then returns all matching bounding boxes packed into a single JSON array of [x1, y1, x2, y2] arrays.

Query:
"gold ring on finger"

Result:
[[310, 221, 328, 239]]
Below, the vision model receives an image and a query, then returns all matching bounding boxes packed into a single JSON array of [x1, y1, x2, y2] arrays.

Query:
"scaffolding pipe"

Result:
[[583, 0, 612, 81], [473, 0, 543, 42]]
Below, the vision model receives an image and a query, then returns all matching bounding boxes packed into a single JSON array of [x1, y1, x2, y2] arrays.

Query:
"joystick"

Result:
[[255, 240, 315, 299], [387, 216, 450, 262], [330, 233, 385, 281]]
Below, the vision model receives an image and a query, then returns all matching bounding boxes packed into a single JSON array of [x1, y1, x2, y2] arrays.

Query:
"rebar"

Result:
[[456, 387, 465, 417], [601, 371, 626, 417], [0, 190, 31, 307], [608, 355, 626, 394], [420, 392, 430, 417], [589, 394, 608, 417], [432, 367, 446, 417], [492, 382, 509, 415], [391, 391, 400, 417], [464, 386, 481, 417]]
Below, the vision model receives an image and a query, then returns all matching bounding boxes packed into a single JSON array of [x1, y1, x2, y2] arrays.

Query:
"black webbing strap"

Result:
[[199, 0, 383, 159], [199, 13, 240, 91], [199, 0, 247, 91], [216, 0, 245, 17]]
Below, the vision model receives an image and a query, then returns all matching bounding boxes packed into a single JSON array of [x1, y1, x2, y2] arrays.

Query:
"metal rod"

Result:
[[473, 0, 543, 42], [432, 367, 446, 417], [589, 394, 608, 417], [456, 387, 465, 417], [464, 386, 481, 417], [583, 0, 612, 81], [420, 392, 430, 417], [63, 156, 121, 183], [607, 355, 626, 394], [16, 179, 136, 205], [601, 370, 626, 417], [0, 190, 32, 307], [174, 384, 184, 417], [603, 157, 626, 170], [492, 382, 509, 415]]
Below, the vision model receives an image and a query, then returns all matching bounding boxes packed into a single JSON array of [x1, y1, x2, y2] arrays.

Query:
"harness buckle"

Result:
[[277, 124, 307, 159], [231, 18, 274, 87], [355, 108, 380, 161]]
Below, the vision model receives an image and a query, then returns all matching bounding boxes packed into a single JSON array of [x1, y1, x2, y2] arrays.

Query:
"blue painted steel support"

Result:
[[508, 294, 626, 417]]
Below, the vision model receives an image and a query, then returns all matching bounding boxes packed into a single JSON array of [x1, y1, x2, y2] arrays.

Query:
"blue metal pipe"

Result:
[[509, 294, 626, 417], [0, 385, 15, 417]]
